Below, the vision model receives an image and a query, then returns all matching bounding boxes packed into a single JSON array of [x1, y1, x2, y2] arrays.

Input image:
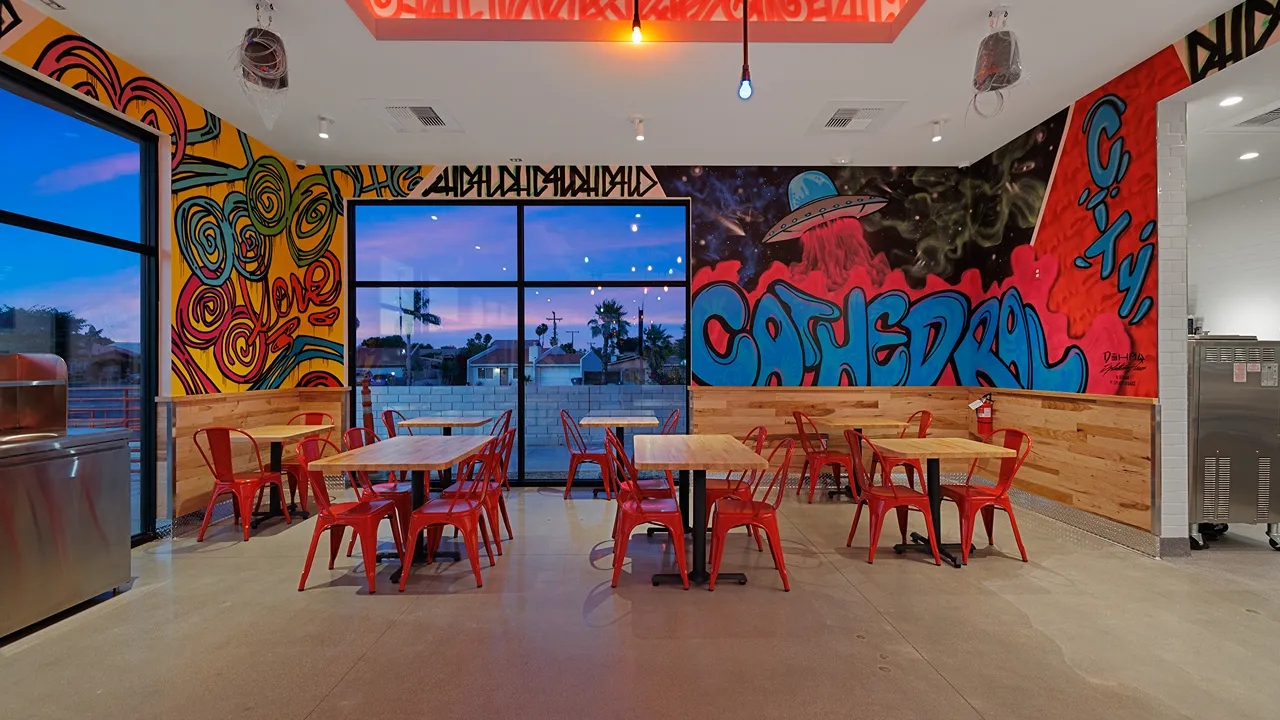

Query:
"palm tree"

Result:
[[535, 323, 549, 347], [588, 299, 630, 361], [398, 289, 441, 384], [643, 323, 673, 381]]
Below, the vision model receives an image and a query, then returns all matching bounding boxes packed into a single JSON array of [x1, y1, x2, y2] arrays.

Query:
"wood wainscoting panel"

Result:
[[978, 390, 1154, 531], [161, 387, 350, 517]]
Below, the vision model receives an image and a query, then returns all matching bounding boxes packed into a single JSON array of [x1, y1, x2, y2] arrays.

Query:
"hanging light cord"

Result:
[[742, 0, 749, 71]]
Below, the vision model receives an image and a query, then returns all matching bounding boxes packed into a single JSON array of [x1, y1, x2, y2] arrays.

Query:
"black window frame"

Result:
[[347, 197, 693, 485], [0, 62, 160, 545]]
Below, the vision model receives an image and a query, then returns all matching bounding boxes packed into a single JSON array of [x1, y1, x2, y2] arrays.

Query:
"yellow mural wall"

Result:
[[0, 4, 428, 395]]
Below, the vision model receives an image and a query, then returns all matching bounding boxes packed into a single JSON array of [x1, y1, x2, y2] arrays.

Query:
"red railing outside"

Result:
[[67, 385, 142, 432]]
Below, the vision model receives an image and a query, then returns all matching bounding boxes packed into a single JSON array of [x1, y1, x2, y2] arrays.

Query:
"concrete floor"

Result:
[[3, 489, 1279, 720]]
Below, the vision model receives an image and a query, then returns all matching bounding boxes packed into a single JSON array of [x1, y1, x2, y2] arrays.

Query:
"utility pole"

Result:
[[565, 329, 579, 348], [546, 311, 562, 346]]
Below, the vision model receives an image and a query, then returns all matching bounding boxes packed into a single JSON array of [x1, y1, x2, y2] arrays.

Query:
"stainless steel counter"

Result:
[[0, 427, 132, 638]]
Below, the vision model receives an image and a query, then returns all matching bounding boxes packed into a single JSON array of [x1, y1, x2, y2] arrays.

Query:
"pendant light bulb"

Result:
[[738, 0, 752, 100], [631, 0, 642, 42]]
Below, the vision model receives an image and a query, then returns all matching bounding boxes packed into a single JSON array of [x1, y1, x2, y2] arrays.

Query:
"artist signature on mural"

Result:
[[1100, 350, 1146, 387], [1073, 93, 1156, 326]]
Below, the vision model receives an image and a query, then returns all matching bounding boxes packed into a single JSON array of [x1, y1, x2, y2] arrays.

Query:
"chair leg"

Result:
[[846, 501, 864, 547], [954, 502, 974, 565], [278, 481, 292, 525], [764, 520, 790, 591], [478, 515, 495, 566], [981, 506, 996, 545], [299, 524, 324, 591], [346, 528, 358, 557], [668, 520, 690, 590], [196, 489, 223, 542], [398, 521, 422, 592], [1003, 501, 1029, 562], [482, 502, 503, 556], [866, 509, 885, 564], [564, 456, 580, 499], [358, 524, 381, 593], [895, 506, 909, 544], [611, 516, 635, 587], [920, 504, 942, 566], [388, 513, 406, 562], [751, 525, 764, 552], [497, 493, 514, 539], [236, 487, 258, 541], [328, 526, 346, 569], [797, 459, 809, 495], [807, 462, 820, 504], [708, 524, 730, 591], [461, 523, 484, 588]]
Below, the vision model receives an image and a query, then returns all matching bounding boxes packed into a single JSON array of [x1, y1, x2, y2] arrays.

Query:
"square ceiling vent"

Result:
[[806, 100, 906, 136], [366, 100, 464, 134]]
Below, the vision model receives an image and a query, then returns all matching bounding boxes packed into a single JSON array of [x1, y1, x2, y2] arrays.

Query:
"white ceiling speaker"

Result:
[[972, 5, 1022, 119], [238, 2, 288, 131]]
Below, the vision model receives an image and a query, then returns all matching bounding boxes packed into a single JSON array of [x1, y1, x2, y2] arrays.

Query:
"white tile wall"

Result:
[[1157, 100, 1189, 539], [1187, 175, 1280, 337]]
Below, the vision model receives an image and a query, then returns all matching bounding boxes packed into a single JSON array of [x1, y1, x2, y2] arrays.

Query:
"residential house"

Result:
[[466, 340, 540, 385]]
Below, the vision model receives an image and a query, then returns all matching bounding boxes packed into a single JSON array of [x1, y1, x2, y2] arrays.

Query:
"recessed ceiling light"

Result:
[[317, 116, 332, 139], [931, 119, 944, 143], [1241, 152, 1260, 160], [1220, 96, 1244, 107]]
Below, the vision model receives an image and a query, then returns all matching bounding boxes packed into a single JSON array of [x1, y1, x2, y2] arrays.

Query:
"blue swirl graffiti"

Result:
[[1072, 93, 1155, 325], [692, 280, 1088, 391]]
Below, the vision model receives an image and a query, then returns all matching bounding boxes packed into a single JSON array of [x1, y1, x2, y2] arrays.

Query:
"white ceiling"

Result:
[[1181, 44, 1280, 202], [46, 0, 1234, 168]]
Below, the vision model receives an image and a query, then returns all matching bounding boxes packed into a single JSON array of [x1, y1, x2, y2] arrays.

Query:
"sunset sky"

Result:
[[0, 85, 143, 344]]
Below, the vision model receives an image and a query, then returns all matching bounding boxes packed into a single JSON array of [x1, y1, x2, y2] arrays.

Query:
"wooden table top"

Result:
[[579, 415, 660, 428], [309, 435, 490, 472], [233, 424, 335, 443], [634, 434, 769, 472], [399, 415, 493, 429], [785, 417, 908, 429], [874, 437, 1017, 460]]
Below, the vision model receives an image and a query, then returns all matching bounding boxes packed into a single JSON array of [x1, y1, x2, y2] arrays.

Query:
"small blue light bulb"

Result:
[[738, 79, 752, 99]]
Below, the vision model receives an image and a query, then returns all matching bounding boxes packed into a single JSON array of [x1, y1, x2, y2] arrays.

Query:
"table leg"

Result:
[[646, 467, 691, 538], [828, 426, 862, 500], [389, 469, 459, 583], [894, 458, 963, 568], [251, 441, 309, 528], [654, 469, 732, 587], [594, 426, 626, 498]]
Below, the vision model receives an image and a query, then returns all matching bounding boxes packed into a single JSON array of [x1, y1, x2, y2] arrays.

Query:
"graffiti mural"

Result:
[[0, 0, 21, 43], [1179, 0, 1280, 82], [2, 12, 425, 394], [420, 165, 661, 199]]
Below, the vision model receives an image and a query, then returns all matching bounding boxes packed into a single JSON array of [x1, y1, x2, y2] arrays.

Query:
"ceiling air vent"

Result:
[[366, 99, 463, 134], [1206, 99, 1280, 134], [806, 100, 905, 136], [1237, 107, 1280, 129]]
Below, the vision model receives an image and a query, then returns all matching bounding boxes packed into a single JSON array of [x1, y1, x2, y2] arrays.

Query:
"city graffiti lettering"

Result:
[[0, 0, 22, 41], [422, 165, 660, 198], [1072, 94, 1155, 326], [1183, 0, 1280, 83], [692, 280, 1088, 391]]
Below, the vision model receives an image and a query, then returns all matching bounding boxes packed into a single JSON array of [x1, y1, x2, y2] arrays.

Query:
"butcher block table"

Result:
[[235, 424, 334, 526], [310, 435, 490, 580], [633, 434, 768, 587], [872, 437, 1017, 569], [580, 414, 660, 497], [399, 415, 493, 436]]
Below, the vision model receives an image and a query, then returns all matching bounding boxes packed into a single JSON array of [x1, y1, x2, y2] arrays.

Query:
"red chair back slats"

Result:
[[903, 410, 934, 439], [792, 411, 827, 454], [288, 412, 334, 442], [382, 409, 410, 439], [295, 437, 341, 514], [660, 409, 680, 435], [968, 428, 1032, 495], [491, 409, 513, 437], [844, 429, 899, 499], [560, 410, 588, 454], [446, 437, 501, 513], [343, 427, 382, 496], [751, 439, 796, 510], [193, 427, 265, 481]]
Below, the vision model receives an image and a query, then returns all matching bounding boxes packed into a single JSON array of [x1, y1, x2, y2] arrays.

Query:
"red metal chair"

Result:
[[606, 430, 689, 590], [441, 429, 517, 553], [709, 438, 796, 591], [382, 408, 411, 439], [398, 440, 499, 590], [279, 411, 334, 512], [295, 437, 405, 593], [604, 427, 675, 537], [343, 427, 413, 557], [660, 409, 680, 434], [491, 408, 513, 437], [844, 429, 941, 565], [561, 409, 611, 499], [793, 411, 855, 504], [194, 427, 290, 542], [704, 426, 767, 524], [872, 410, 934, 490], [941, 428, 1032, 564]]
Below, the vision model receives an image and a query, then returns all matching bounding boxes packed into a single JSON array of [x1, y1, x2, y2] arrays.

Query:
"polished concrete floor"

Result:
[[3, 488, 1280, 720]]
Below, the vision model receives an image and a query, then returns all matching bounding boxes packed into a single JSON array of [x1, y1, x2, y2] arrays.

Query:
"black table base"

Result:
[[890, 458, 962, 568], [251, 441, 310, 528], [653, 469, 731, 587]]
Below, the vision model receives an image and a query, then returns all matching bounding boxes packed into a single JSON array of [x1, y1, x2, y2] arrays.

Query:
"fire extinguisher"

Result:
[[970, 393, 994, 436]]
